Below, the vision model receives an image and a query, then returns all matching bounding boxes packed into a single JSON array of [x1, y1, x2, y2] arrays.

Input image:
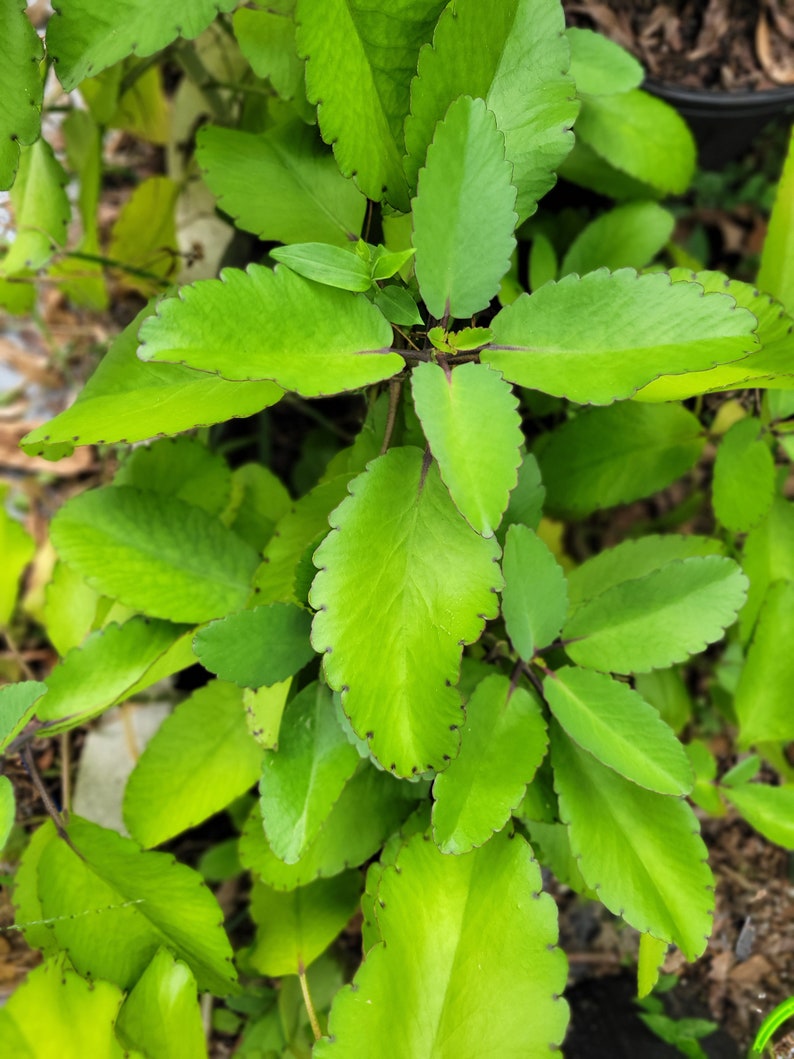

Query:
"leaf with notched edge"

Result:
[[138, 265, 401, 398], [483, 269, 759, 405], [310, 447, 502, 777]]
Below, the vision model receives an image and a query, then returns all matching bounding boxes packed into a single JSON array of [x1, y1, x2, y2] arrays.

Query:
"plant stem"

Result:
[[3, 628, 35, 681], [60, 733, 72, 815], [20, 746, 69, 844], [298, 967, 322, 1041], [60, 250, 171, 287], [380, 378, 403, 455]]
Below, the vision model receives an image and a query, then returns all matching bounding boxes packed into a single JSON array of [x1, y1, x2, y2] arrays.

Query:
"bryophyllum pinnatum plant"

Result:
[[2, 0, 794, 1054]]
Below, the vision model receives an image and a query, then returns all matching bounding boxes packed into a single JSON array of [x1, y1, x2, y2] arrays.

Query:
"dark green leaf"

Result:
[[248, 872, 361, 977], [47, 0, 238, 90], [194, 604, 315, 688], [259, 681, 359, 863], [431, 674, 547, 853], [50, 486, 260, 623], [564, 556, 748, 673], [240, 765, 417, 889], [501, 525, 567, 659], [537, 402, 704, 517], [712, 417, 775, 533], [735, 581, 794, 747]]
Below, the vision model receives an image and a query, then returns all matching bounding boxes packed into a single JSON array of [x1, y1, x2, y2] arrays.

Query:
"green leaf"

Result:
[[567, 534, 725, 609], [198, 121, 367, 248], [270, 242, 372, 292], [310, 447, 502, 776], [574, 90, 696, 195], [0, 681, 44, 749], [255, 475, 354, 605], [712, 417, 775, 533], [107, 175, 179, 295], [228, 463, 292, 553], [240, 765, 417, 889], [483, 270, 758, 404], [370, 246, 416, 282], [50, 486, 260, 623], [740, 497, 794, 640], [115, 948, 207, 1059], [720, 782, 794, 849], [431, 674, 548, 854], [543, 666, 693, 795], [501, 524, 567, 660], [259, 681, 359, 863], [248, 871, 361, 977], [529, 232, 558, 291], [552, 726, 713, 958], [232, 6, 306, 105], [0, 955, 125, 1058], [315, 830, 568, 1058], [123, 681, 263, 848], [564, 556, 747, 674], [537, 402, 704, 516], [138, 265, 401, 398], [20, 307, 282, 458], [634, 668, 694, 735], [1, 139, 69, 274], [35, 817, 237, 993], [636, 274, 794, 400], [46, 0, 238, 91], [114, 436, 232, 516], [0, 0, 43, 190], [243, 681, 291, 749], [758, 125, 794, 312], [373, 283, 423, 326], [499, 450, 545, 538], [404, 0, 578, 223], [296, 0, 446, 209], [566, 27, 643, 95], [193, 604, 315, 689], [410, 362, 522, 536], [560, 201, 674, 276], [637, 933, 668, 999], [0, 486, 34, 625], [34, 617, 186, 733], [412, 96, 517, 319], [0, 775, 15, 852], [735, 581, 794, 747]]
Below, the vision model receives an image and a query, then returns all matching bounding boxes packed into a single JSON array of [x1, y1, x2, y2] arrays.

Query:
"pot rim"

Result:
[[646, 77, 794, 113]]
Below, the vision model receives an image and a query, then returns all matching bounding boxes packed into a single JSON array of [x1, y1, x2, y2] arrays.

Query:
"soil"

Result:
[[562, 0, 794, 90]]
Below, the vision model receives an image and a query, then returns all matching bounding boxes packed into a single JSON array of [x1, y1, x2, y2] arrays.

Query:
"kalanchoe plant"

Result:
[[2, 0, 794, 1054]]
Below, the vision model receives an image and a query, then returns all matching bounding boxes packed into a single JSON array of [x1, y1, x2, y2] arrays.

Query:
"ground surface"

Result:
[[563, 0, 794, 89]]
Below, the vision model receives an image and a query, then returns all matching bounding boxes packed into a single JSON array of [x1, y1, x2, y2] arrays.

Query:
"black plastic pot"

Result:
[[646, 79, 794, 169]]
